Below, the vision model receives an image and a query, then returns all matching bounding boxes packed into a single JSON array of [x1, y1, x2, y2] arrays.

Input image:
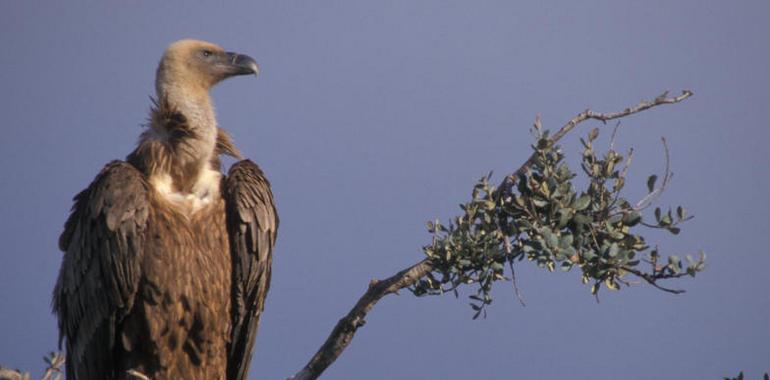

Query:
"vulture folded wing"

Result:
[[54, 161, 149, 380], [224, 160, 279, 380]]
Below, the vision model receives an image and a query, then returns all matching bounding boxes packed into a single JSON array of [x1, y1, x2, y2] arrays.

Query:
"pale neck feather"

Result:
[[144, 81, 222, 214]]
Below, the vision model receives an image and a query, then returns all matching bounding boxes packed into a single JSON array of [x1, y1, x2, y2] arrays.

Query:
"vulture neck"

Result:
[[162, 84, 217, 137], [136, 82, 223, 212]]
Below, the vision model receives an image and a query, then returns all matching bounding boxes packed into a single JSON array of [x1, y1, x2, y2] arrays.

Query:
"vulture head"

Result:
[[155, 39, 259, 99]]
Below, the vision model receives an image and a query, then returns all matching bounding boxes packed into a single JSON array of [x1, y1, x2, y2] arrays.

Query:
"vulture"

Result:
[[53, 39, 278, 380]]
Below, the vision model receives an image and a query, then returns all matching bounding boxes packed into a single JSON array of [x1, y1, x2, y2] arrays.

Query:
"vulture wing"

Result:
[[224, 160, 279, 380], [54, 161, 149, 380]]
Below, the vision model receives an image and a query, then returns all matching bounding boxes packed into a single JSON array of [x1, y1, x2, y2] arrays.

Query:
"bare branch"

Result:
[[0, 352, 64, 380], [40, 353, 64, 380], [0, 368, 29, 380], [497, 90, 693, 195], [289, 260, 433, 380], [290, 90, 694, 380]]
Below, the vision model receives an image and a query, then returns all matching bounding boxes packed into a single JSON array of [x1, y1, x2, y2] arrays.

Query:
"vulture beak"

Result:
[[224, 52, 260, 77]]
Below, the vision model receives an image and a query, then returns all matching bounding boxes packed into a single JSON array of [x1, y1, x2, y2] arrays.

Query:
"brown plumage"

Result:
[[53, 39, 278, 380]]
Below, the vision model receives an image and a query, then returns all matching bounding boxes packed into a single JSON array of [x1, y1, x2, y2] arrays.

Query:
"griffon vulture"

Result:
[[53, 39, 278, 380]]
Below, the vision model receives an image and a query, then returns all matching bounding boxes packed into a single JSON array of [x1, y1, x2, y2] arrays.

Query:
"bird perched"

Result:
[[53, 39, 278, 380]]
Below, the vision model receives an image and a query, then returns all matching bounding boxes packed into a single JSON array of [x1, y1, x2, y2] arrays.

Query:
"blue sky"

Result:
[[1, 1, 768, 379]]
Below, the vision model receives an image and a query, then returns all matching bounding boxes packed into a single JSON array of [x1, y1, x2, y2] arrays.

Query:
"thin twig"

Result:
[[609, 122, 622, 151], [619, 148, 635, 182], [0, 368, 29, 380], [0, 352, 65, 380], [40, 353, 64, 380], [509, 259, 526, 306], [621, 265, 687, 294], [497, 90, 692, 196], [634, 137, 673, 211]]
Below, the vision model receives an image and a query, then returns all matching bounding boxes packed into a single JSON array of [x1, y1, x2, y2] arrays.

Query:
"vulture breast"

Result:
[[119, 193, 231, 380]]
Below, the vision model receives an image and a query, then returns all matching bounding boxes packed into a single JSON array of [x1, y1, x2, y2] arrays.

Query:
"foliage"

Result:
[[412, 123, 705, 317], [725, 372, 770, 380]]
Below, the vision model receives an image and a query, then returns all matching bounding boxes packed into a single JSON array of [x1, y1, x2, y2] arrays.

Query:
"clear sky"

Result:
[[1, 1, 768, 379]]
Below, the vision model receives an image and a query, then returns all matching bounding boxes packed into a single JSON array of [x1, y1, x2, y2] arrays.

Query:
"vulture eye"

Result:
[[202, 50, 212, 57]]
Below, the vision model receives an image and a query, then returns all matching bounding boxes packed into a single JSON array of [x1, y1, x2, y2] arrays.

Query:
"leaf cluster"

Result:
[[725, 372, 770, 380], [412, 126, 705, 317]]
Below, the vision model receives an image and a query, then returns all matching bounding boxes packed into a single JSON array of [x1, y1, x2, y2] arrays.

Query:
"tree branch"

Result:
[[289, 260, 432, 380], [497, 90, 693, 195], [40, 353, 64, 380], [0, 352, 64, 380], [0, 368, 29, 380], [289, 90, 694, 380], [621, 265, 687, 294]]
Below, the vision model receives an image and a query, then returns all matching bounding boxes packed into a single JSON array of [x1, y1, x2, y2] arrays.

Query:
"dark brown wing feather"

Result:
[[53, 161, 149, 380], [223, 160, 278, 380]]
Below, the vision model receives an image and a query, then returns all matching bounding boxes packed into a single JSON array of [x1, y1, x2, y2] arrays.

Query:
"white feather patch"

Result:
[[150, 168, 221, 214]]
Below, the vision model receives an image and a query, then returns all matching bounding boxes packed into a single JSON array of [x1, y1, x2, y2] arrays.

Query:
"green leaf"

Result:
[[604, 160, 615, 177], [647, 175, 658, 193], [660, 213, 672, 226], [572, 214, 591, 231], [536, 138, 551, 150], [588, 128, 599, 141], [610, 231, 625, 240], [573, 195, 591, 211], [543, 229, 559, 248], [607, 214, 623, 224], [540, 181, 551, 197], [668, 255, 681, 273], [622, 211, 642, 226], [676, 206, 686, 220]]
